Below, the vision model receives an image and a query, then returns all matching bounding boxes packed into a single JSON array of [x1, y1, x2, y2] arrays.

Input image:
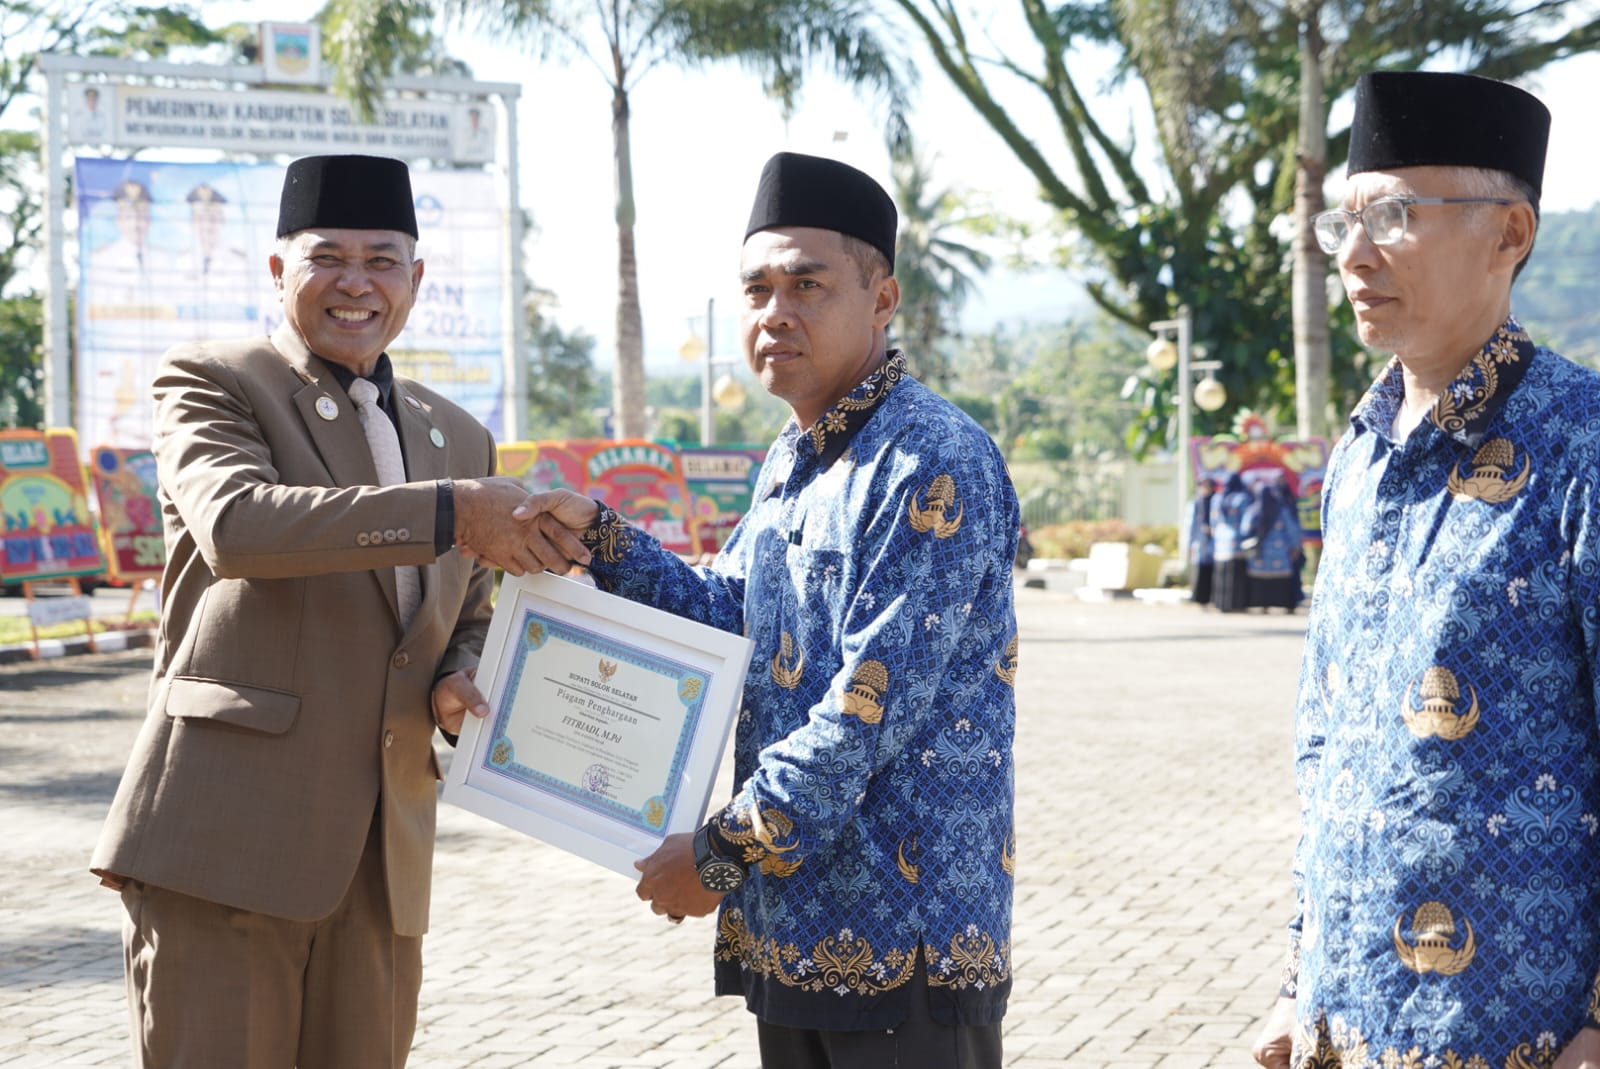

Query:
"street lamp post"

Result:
[[1147, 305, 1225, 558], [685, 298, 746, 446]]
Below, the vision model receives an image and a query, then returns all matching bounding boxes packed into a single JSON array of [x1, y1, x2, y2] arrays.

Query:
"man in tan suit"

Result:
[[91, 155, 570, 1068]]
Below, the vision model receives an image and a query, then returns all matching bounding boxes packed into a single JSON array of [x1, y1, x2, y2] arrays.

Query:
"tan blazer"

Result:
[[92, 323, 496, 937]]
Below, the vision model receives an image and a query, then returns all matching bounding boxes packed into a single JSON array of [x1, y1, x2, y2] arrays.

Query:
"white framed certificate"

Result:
[[443, 571, 752, 878]]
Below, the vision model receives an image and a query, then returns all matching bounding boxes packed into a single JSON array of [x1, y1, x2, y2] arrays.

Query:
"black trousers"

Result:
[[754, 959, 1002, 1069]]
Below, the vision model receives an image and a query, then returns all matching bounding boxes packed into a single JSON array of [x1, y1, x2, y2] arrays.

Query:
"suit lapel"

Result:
[[274, 323, 400, 623]]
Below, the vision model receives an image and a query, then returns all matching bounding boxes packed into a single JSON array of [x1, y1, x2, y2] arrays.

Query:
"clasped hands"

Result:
[[428, 484, 598, 735], [452, 480, 600, 578]]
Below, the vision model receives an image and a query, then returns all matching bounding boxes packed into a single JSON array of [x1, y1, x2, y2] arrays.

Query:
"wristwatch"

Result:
[[693, 823, 746, 893]]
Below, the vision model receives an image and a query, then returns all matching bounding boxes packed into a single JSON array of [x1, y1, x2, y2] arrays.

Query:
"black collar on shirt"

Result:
[[803, 349, 908, 468], [1350, 316, 1536, 450]]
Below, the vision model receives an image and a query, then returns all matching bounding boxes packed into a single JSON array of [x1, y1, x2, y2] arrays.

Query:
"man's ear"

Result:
[[1496, 202, 1537, 270], [872, 276, 900, 329], [411, 258, 426, 296], [269, 254, 285, 293]]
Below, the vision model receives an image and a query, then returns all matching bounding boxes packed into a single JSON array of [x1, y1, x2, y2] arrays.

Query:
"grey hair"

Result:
[[1439, 165, 1539, 278], [839, 233, 891, 288]]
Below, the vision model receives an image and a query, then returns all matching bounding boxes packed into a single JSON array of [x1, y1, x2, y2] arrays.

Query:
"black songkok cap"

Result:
[[1348, 71, 1551, 197], [745, 152, 898, 271], [276, 154, 418, 239]]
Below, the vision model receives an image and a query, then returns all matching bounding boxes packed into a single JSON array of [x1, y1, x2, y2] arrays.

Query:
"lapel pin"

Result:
[[430, 428, 446, 448], [315, 396, 339, 421]]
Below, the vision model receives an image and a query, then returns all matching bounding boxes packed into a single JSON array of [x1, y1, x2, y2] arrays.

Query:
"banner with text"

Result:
[[89, 445, 164, 582], [68, 82, 496, 163], [75, 157, 506, 451], [0, 430, 105, 583]]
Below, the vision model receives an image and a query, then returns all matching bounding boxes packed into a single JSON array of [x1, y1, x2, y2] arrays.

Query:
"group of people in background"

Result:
[[1186, 471, 1303, 613]]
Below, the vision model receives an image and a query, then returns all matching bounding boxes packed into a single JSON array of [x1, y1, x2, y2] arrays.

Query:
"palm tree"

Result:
[[329, 0, 911, 439], [889, 148, 991, 392]]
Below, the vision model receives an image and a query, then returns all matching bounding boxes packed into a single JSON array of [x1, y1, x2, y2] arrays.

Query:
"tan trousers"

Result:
[[120, 819, 422, 1069]]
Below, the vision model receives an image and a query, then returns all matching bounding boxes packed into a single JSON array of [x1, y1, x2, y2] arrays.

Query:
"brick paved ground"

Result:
[[0, 588, 1306, 1067]]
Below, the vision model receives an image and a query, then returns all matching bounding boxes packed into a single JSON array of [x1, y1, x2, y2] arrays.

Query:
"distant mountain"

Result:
[[1516, 203, 1600, 366]]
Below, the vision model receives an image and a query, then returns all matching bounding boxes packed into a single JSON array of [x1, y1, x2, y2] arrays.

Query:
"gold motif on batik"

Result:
[[1000, 831, 1016, 876], [908, 473, 964, 538], [1393, 900, 1476, 975], [805, 353, 905, 454], [1430, 323, 1526, 435], [1446, 437, 1530, 504], [579, 506, 635, 564], [714, 909, 920, 995], [927, 926, 1012, 991], [1402, 667, 1481, 741], [896, 836, 920, 884], [1291, 1015, 1506, 1069], [1506, 1042, 1560, 1069], [995, 634, 1019, 686], [770, 631, 805, 689], [1296, 1013, 1560, 1069], [722, 805, 803, 877], [840, 660, 888, 724]]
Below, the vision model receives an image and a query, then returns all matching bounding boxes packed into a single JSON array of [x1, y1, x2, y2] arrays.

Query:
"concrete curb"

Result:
[[0, 626, 155, 665]]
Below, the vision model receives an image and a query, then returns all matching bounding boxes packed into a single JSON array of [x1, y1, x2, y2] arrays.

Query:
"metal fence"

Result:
[[1009, 458, 1130, 528]]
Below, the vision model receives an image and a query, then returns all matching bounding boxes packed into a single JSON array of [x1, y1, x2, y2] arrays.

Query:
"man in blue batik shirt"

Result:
[[1252, 72, 1600, 1069], [516, 152, 1019, 1069]]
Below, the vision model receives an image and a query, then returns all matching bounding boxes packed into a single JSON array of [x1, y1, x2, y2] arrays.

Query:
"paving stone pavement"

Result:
[[0, 587, 1307, 1067]]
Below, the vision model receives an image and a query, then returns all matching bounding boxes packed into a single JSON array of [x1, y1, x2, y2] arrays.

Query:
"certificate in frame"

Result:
[[443, 572, 752, 878]]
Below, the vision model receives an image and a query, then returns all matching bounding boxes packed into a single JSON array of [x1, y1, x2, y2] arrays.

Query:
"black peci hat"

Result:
[[276, 154, 418, 239], [745, 152, 897, 271], [1347, 71, 1551, 197]]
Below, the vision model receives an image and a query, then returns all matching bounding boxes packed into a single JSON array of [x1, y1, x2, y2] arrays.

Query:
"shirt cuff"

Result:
[[577, 501, 635, 564], [434, 477, 455, 557]]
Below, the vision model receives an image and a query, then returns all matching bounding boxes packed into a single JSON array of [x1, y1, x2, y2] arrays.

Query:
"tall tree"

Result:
[[891, 0, 1600, 449], [333, 0, 912, 440], [890, 145, 993, 391]]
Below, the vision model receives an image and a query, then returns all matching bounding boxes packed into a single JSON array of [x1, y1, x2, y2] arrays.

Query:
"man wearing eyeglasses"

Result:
[[1251, 72, 1600, 1069]]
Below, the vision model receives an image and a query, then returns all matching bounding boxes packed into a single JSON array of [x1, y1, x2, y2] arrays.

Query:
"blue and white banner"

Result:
[[75, 157, 506, 449]]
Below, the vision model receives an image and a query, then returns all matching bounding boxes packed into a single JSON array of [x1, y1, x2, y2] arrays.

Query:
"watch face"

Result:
[[698, 859, 745, 894]]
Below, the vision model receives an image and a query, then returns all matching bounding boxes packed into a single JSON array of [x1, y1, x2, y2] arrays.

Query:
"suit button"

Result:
[[383, 529, 398, 543], [384, 730, 395, 748], [357, 532, 371, 546], [393, 651, 410, 668], [397, 527, 410, 541], [370, 530, 383, 544]]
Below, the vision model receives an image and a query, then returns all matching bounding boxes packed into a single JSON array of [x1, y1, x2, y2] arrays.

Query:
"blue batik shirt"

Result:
[[581, 352, 1019, 1031], [1286, 317, 1600, 1066]]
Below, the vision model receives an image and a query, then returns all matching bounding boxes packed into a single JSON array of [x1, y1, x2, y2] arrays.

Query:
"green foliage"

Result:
[[80, 4, 221, 59], [1514, 204, 1600, 366], [890, 142, 994, 390], [892, 0, 1600, 454], [945, 317, 1144, 462], [320, 0, 469, 115], [0, 294, 43, 428], [525, 301, 601, 439]]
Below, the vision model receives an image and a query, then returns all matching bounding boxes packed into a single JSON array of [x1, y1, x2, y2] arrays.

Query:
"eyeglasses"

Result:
[[1311, 196, 1514, 254]]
